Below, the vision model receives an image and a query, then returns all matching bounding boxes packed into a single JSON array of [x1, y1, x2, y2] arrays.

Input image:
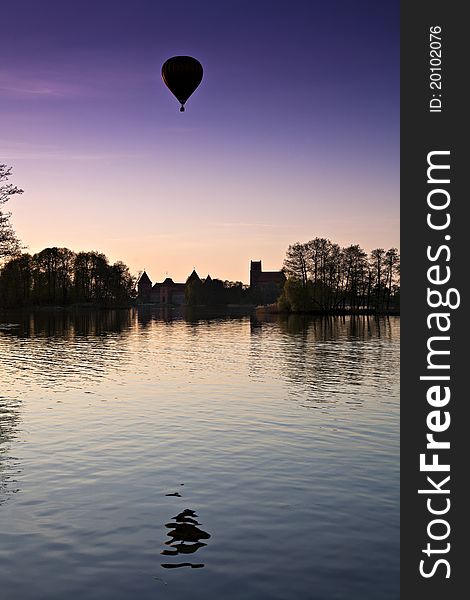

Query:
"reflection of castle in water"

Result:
[[161, 508, 211, 569]]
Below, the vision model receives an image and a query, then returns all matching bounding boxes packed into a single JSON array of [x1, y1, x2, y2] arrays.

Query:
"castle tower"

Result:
[[186, 269, 201, 285], [137, 271, 152, 301], [250, 260, 262, 288]]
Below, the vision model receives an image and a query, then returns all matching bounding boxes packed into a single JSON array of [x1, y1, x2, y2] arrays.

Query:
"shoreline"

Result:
[[1, 303, 400, 317]]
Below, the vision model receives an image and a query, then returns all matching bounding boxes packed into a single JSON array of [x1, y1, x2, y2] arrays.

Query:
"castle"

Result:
[[137, 260, 285, 305], [249, 260, 285, 290]]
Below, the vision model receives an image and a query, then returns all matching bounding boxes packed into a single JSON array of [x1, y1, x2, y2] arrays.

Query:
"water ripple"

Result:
[[0, 310, 399, 600]]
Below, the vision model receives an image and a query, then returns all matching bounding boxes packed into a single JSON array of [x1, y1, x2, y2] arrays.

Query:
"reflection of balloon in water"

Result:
[[160, 508, 211, 569], [161, 56, 203, 112]]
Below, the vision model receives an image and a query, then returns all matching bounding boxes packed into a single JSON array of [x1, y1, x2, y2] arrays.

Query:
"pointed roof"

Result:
[[138, 271, 152, 286], [186, 269, 201, 284], [203, 274, 212, 285], [162, 277, 175, 285]]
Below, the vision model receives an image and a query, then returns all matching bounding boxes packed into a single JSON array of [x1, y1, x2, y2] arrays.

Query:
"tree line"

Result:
[[279, 238, 400, 313], [185, 276, 251, 306], [0, 248, 135, 308]]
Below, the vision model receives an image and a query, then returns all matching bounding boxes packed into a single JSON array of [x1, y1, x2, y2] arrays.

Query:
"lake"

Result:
[[0, 309, 399, 599]]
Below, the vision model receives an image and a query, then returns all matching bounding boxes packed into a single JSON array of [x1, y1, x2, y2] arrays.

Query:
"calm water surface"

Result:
[[0, 309, 399, 600]]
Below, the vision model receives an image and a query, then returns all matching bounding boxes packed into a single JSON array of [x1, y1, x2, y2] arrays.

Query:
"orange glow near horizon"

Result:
[[8, 150, 398, 284], [1, 1, 399, 284]]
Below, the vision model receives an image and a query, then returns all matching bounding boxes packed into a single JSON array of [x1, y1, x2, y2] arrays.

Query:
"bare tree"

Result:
[[384, 248, 400, 310], [283, 242, 310, 287], [282, 237, 399, 313], [370, 248, 386, 310], [0, 164, 23, 261]]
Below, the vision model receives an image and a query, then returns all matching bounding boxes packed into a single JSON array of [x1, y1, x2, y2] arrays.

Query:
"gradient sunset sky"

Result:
[[1, 0, 399, 283]]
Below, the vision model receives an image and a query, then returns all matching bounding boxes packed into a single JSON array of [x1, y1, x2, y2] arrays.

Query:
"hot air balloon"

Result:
[[161, 56, 203, 112]]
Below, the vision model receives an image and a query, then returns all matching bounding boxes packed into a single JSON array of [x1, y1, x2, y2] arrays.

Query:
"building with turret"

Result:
[[137, 261, 284, 305], [137, 271, 152, 302], [137, 271, 189, 305]]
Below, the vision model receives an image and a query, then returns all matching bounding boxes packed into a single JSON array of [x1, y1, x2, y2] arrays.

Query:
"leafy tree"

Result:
[[0, 246, 135, 308], [0, 254, 32, 307], [109, 261, 135, 303], [278, 278, 312, 312], [223, 280, 245, 304]]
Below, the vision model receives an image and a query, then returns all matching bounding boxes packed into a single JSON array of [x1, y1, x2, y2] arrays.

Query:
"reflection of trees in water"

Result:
[[24, 309, 135, 338], [252, 314, 396, 340], [249, 315, 399, 408], [1, 308, 250, 393], [0, 310, 138, 390], [0, 397, 22, 505], [1, 308, 135, 339], [161, 508, 211, 569]]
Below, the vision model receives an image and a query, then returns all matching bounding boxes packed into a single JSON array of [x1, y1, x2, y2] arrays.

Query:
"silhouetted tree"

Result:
[[341, 245, 368, 310], [108, 261, 135, 303], [0, 164, 23, 262], [370, 248, 386, 310], [0, 247, 135, 308], [0, 254, 32, 306], [278, 278, 313, 312], [384, 248, 400, 310], [281, 238, 400, 313], [185, 276, 250, 306], [32, 247, 71, 304], [223, 280, 245, 304], [306, 238, 341, 310], [283, 242, 309, 287]]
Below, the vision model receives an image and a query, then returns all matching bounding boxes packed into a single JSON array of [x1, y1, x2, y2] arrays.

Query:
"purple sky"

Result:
[[1, 0, 399, 283]]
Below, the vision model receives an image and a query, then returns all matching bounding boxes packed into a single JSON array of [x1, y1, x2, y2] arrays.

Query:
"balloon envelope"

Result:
[[161, 56, 203, 112]]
